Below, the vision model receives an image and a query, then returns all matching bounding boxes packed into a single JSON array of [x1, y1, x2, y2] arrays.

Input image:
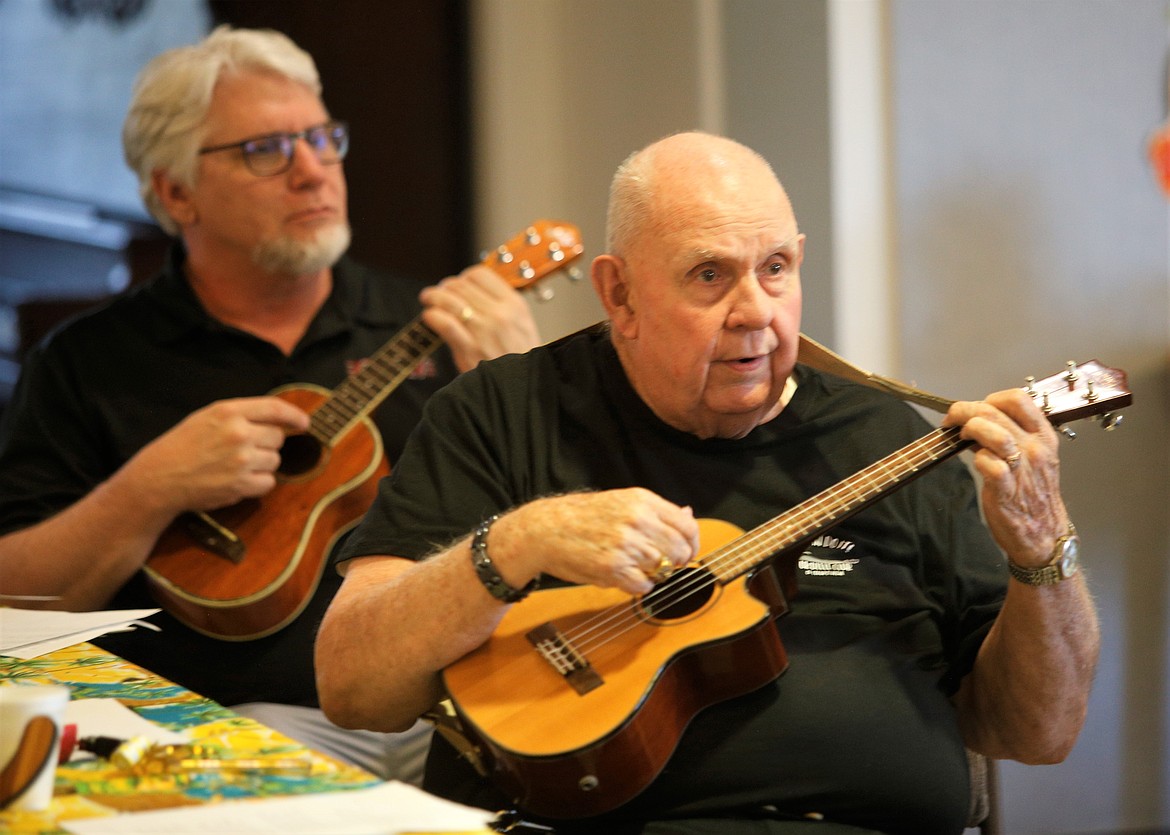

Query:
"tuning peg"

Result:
[[535, 285, 555, 302], [1063, 360, 1079, 386], [1059, 427, 1077, 440], [566, 266, 584, 282], [1095, 413, 1123, 431]]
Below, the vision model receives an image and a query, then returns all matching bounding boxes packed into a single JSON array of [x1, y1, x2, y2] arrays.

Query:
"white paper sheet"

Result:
[[61, 779, 495, 834], [0, 608, 160, 658]]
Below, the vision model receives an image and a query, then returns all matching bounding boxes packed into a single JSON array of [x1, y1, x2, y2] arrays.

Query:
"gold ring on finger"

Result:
[[648, 553, 673, 583]]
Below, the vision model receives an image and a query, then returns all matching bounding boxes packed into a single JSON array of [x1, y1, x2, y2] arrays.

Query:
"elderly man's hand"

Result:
[[942, 388, 1069, 567], [486, 489, 701, 597]]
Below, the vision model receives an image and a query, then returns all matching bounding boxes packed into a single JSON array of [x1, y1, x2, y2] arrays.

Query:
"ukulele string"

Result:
[[313, 228, 574, 445], [313, 326, 438, 443], [541, 370, 1107, 659], [557, 426, 965, 658], [561, 426, 962, 655]]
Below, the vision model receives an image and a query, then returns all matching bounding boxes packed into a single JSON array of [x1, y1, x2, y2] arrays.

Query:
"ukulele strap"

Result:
[[422, 700, 490, 777], [797, 333, 954, 414]]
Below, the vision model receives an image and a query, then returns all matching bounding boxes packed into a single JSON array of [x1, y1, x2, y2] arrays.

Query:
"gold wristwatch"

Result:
[[1008, 524, 1080, 586]]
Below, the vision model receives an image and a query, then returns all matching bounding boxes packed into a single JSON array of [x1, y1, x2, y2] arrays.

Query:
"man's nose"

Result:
[[287, 136, 333, 182], [726, 275, 774, 329]]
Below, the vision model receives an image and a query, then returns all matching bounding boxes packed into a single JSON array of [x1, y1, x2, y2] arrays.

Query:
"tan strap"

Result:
[[422, 699, 489, 777], [797, 333, 954, 414]]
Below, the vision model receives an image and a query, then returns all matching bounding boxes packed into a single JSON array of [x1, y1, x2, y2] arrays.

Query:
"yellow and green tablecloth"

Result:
[[0, 642, 381, 834]]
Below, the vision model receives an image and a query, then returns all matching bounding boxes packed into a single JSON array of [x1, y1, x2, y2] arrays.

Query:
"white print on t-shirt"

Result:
[[798, 534, 860, 577]]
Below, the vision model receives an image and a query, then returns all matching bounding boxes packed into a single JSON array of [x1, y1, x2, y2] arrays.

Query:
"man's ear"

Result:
[[151, 169, 197, 228], [591, 254, 638, 339]]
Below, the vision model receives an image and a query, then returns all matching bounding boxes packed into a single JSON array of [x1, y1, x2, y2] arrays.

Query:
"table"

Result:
[[0, 642, 382, 834]]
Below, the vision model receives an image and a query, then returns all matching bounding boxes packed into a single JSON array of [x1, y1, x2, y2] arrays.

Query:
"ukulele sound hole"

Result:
[[641, 567, 715, 621], [278, 433, 323, 477]]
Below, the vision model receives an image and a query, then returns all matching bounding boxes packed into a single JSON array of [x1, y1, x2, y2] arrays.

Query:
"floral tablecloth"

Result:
[[0, 642, 381, 834]]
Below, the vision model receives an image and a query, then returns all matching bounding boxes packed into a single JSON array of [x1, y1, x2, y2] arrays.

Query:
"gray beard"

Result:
[[251, 223, 352, 276]]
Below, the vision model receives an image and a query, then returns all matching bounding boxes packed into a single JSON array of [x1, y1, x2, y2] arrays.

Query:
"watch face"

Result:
[[1059, 538, 1080, 577]]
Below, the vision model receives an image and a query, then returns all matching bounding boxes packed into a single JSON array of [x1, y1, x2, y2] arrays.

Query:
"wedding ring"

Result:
[[459, 305, 475, 323], [1005, 451, 1022, 469]]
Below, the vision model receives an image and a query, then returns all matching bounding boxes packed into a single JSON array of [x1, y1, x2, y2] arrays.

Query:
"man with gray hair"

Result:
[[0, 25, 541, 783]]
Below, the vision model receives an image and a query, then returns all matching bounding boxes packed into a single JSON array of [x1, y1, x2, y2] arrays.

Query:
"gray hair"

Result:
[[122, 25, 321, 234], [604, 145, 655, 257]]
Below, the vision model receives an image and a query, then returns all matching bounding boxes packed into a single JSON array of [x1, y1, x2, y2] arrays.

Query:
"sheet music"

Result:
[[0, 608, 160, 658]]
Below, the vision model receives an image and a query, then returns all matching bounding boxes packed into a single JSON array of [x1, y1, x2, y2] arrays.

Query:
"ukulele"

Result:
[[144, 220, 584, 641], [442, 360, 1131, 819]]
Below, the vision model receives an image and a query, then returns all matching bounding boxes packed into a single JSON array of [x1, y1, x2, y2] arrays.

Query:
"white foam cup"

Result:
[[0, 684, 70, 812]]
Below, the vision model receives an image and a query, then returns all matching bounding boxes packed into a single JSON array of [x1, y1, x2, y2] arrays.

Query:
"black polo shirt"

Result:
[[0, 245, 458, 706]]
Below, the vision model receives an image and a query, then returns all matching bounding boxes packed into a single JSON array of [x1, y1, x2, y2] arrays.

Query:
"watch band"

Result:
[[1007, 523, 1079, 586], [470, 514, 538, 603], [1007, 557, 1065, 586]]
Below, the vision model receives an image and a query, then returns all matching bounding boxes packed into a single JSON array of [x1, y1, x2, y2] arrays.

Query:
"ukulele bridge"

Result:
[[526, 623, 603, 695], [178, 512, 245, 564]]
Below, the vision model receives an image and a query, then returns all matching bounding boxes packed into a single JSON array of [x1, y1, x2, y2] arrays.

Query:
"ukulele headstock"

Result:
[[1022, 360, 1132, 432], [481, 220, 585, 299]]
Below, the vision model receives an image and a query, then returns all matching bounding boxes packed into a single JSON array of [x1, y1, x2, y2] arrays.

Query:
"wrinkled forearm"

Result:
[[315, 491, 701, 733], [315, 547, 510, 733], [955, 574, 1099, 763]]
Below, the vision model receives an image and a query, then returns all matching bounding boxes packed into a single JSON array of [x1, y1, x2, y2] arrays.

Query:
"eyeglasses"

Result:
[[197, 120, 349, 176]]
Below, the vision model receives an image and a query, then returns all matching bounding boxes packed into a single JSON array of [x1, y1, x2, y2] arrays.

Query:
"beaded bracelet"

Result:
[[470, 514, 537, 603]]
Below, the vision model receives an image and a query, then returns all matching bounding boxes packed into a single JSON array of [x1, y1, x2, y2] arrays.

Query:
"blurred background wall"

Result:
[[1, 1, 1166, 831]]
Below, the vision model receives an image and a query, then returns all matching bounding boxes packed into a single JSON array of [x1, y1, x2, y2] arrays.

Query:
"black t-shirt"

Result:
[[0, 245, 458, 707], [338, 326, 1008, 834]]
